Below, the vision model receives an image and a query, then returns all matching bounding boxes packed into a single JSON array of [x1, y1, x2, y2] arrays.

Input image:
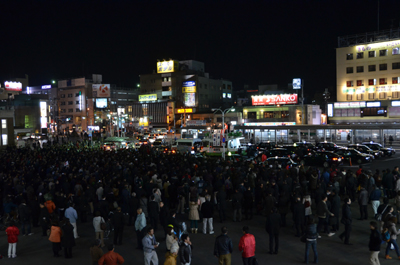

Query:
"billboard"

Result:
[[157, 60, 178, 73], [251, 94, 298, 106], [139, 94, 157, 102], [4, 81, 22, 91], [184, 93, 196, 107], [92, 84, 111, 98], [96, 98, 108, 108], [40, 102, 47, 128], [182, 81, 196, 93], [292, 78, 302, 89]]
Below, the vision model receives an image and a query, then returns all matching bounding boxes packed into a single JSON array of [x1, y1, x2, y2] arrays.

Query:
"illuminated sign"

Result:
[[392, 101, 400, 107], [139, 117, 149, 127], [356, 39, 400, 52], [227, 93, 231, 98], [244, 122, 296, 126], [334, 101, 366, 108], [177, 108, 193, 114], [92, 84, 111, 98], [157, 60, 178, 73], [4, 81, 22, 91], [184, 93, 196, 107], [292, 78, 301, 89], [223, 93, 226, 98], [139, 94, 157, 102], [182, 81, 196, 93], [41, 85, 51, 89], [251, 94, 298, 106], [327, 104, 333, 117], [366, 102, 381, 107], [96, 98, 108, 108], [40, 102, 47, 128]]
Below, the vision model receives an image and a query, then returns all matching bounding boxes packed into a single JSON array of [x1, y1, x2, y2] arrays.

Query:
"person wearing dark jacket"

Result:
[[339, 198, 352, 245], [304, 218, 318, 264], [39, 203, 51, 236], [179, 234, 193, 265], [243, 186, 254, 220], [358, 186, 369, 220], [369, 221, 381, 265], [329, 190, 341, 232], [266, 207, 281, 254], [201, 195, 214, 234], [292, 196, 305, 237], [18, 200, 33, 236], [112, 207, 125, 245], [277, 192, 290, 227], [216, 188, 227, 223], [148, 195, 159, 231], [61, 218, 76, 259], [214, 226, 233, 265], [232, 189, 243, 222], [316, 195, 335, 236]]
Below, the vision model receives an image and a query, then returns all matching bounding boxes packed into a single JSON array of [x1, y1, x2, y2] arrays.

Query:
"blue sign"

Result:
[[182, 81, 195, 87], [222, 137, 225, 143]]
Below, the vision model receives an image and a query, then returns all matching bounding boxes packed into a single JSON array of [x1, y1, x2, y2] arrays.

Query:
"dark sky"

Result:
[[1, 0, 399, 94]]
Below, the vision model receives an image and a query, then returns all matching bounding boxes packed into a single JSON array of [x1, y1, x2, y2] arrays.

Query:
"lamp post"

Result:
[[213, 107, 235, 160]]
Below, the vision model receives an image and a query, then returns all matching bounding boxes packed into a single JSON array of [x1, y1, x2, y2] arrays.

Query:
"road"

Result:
[[2, 153, 400, 265]]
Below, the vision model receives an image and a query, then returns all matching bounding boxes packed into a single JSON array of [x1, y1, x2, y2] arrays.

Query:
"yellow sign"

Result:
[[177, 108, 193, 114], [139, 117, 149, 126], [139, 94, 157, 102], [157, 60, 178, 73], [182, 86, 196, 93]]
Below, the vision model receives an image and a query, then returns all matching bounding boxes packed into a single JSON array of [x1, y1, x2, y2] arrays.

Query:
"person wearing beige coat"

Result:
[[188, 200, 200, 233]]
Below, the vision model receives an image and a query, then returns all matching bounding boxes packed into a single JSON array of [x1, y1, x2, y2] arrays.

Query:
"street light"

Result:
[[212, 106, 235, 160]]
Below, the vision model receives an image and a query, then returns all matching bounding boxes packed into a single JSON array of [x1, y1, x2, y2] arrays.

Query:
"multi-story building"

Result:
[[332, 28, 400, 124]]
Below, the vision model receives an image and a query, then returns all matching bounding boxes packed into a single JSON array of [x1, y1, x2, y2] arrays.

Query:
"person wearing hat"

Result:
[[90, 239, 104, 265]]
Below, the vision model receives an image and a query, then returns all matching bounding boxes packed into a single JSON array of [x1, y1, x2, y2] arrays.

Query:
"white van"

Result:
[[173, 138, 202, 153]]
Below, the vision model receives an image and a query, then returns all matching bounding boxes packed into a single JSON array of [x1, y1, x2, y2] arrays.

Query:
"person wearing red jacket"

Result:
[[238, 226, 256, 265], [6, 221, 20, 258], [98, 244, 124, 265]]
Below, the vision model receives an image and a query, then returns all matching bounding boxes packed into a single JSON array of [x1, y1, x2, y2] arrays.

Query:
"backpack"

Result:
[[382, 230, 391, 242]]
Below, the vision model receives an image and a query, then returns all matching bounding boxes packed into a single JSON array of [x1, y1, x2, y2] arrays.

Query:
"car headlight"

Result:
[[338, 158, 341, 161], [375, 153, 379, 156]]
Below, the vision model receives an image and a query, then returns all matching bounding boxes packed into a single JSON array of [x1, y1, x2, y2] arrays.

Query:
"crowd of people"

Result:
[[0, 142, 400, 264]]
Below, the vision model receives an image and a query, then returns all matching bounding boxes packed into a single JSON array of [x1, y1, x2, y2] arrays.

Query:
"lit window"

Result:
[[346, 81, 353, 87], [368, 79, 376, 85], [1, 119, 6, 129], [393, 48, 399, 55], [379, 78, 387, 85], [223, 93, 226, 98], [393, 77, 399, 84], [356, 80, 363, 86], [2, 134, 7, 145]]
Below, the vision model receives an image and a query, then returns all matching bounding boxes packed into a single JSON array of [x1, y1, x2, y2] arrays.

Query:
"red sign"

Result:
[[251, 94, 298, 106]]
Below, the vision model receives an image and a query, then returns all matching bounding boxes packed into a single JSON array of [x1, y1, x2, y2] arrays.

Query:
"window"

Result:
[[228, 85, 231, 90], [393, 48, 400, 55], [67, 94, 72, 98], [75, 93, 80, 97], [368, 65, 376, 72], [369, 51, 376, 58], [356, 66, 364, 73], [379, 92, 387, 99], [263, 112, 274, 118], [369, 79, 376, 85], [393, 77, 399, 84], [393, 92, 400, 98], [60, 94, 65, 98], [346, 53, 353, 60], [357, 94, 364, 100], [1, 119, 6, 129], [356, 80, 363, 86], [368, 93, 376, 100], [61, 109, 66, 113], [60, 102, 66, 106], [379, 49, 388, 56], [247, 112, 256, 119], [379, 78, 387, 85], [357, 52, 364, 59], [346, 67, 353, 73], [2, 134, 7, 146], [68, 109, 73, 113], [68, 101, 73, 105], [76, 101, 79, 104], [346, 81, 353, 87], [379, 64, 387, 71], [76, 108, 81, 112], [346, 94, 353, 100], [393, 62, 400, 69]]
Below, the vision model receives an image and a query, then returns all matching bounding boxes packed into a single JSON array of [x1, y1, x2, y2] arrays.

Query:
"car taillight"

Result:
[[332, 158, 338, 161], [192, 147, 194, 150]]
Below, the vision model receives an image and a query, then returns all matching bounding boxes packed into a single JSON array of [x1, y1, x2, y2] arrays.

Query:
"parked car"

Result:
[[266, 157, 297, 168], [257, 141, 277, 151], [266, 148, 291, 158], [362, 142, 395, 157], [348, 144, 381, 158], [300, 150, 343, 168], [315, 142, 340, 152], [335, 148, 373, 164]]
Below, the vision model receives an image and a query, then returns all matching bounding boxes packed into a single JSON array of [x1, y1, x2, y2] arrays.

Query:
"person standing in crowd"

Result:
[[304, 218, 318, 264], [239, 226, 256, 265], [243, 186, 254, 220], [370, 185, 382, 217], [18, 199, 33, 236], [201, 194, 214, 235], [93, 211, 105, 248], [317, 195, 335, 236], [293, 196, 305, 237], [65, 203, 79, 239], [358, 186, 369, 220], [148, 195, 159, 231], [135, 208, 146, 250], [142, 227, 159, 265], [90, 239, 104, 265], [165, 226, 179, 265], [232, 189, 243, 222], [384, 216, 400, 259], [188, 199, 200, 234], [61, 218, 75, 259], [112, 207, 125, 246], [39, 203, 51, 236], [179, 234, 193, 265], [49, 220, 63, 257], [6, 221, 19, 258], [214, 226, 233, 265], [98, 244, 125, 265], [339, 197, 353, 245], [266, 207, 281, 254], [216, 187, 227, 223], [369, 222, 381, 265]]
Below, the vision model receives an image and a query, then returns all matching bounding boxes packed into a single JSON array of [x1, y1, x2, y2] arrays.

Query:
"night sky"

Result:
[[1, 0, 399, 95]]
